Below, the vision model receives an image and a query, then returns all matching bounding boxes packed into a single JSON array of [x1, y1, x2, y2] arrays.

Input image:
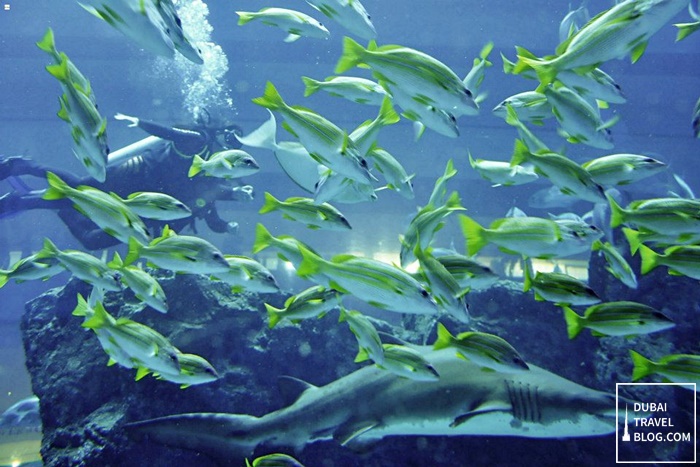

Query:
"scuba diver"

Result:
[[0, 110, 254, 250]]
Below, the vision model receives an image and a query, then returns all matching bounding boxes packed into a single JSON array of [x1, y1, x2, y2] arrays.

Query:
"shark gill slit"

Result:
[[506, 381, 541, 423]]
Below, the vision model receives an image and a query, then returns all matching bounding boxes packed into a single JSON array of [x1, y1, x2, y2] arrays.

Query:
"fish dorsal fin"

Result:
[[277, 375, 317, 406]]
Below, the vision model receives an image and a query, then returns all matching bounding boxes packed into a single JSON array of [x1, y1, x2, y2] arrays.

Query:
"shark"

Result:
[[125, 349, 635, 462]]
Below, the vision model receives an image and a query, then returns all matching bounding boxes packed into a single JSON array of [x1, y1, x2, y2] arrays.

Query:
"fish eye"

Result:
[[169, 354, 178, 363], [360, 158, 368, 168], [175, 17, 182, 27], [464, 88, 473, 98], [420, 289, 430, 298], [449, 115, 456, 123], [213, 252, 224, 261]]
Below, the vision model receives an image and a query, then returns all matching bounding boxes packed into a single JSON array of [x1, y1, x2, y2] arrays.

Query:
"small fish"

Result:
[[556, 68, 626, 106], [125, 225, 230, 274], [639, 244, 700, 280], [510, 139, 606, 204], [432, 253, 499, 291], [234, 109, 323, 193], [523, 258, 600, 307], [0, 253, 63, 288], [356, 343, 440, 381], [582, 154, 666, 187], [400, 191, 465, 267], [591, 240, 638, 289], [459, 214, 562, 258], [433, 323, 528, 372], [414, 247, 470, 324], [40, 39, 109, 181], [313, 170, 376, 205], [155, 0, 203, 64], [266, 286, 342, 328], [365, 146, 414, 199], [236, 8, 330, 43], [150, 353, 219, 389], [121, 192, 192, 221], [213, 255, 280, 294], [80, 297, 182, 376], [340, 308, 384, 365], [543, 85, 617, 150], [387, 83, 460, 139], [305, 0, 376, 40], [302, 75, 387, 105], [297, 247, 437, 315], [336, 38, 478, 117], [37, 238, 121, 291], [462, 41, 494, 104], [493, 91, 552, 125], [514, 0, 689, 85], [252, 81, 373, 184], [72, 293, 139, 370], [563, 301, 675, 339], [468, 151, 538, 187], [78, 0, 176, 58], [252, 223, 322, 271], [188, 150, 260, 179], [43, 172, 150, 244], [608, 195, 700, 236], [348, 96, 401, 156], [108, 252, 168, 313], [260, 192, 352, 231], [630, 350, 700, 388]]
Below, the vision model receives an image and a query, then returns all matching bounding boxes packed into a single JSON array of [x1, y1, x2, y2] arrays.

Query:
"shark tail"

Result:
[[629, 350, 656, 382], [124, 413, 262, 463], [459, 215, 488, 256], [335, 37, 366, 74], [562, 306, 584, 339], [638, 244, 660, 275]]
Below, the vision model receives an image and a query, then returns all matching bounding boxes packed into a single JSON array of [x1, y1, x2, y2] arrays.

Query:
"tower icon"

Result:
[[622, 404, 631, 442]]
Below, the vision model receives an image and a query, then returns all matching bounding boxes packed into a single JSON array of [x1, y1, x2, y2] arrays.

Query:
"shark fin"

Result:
[[277, 375, 318, 406], [450, 403, 511, 427], [334, 419, 379, 448]]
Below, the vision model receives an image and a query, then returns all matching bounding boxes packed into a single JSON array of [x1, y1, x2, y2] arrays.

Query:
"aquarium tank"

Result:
[[0, 0, 698, 466]]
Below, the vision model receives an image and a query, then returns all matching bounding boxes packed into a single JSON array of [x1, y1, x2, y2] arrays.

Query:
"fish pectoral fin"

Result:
[[333, 419, 379, 447], [450, 403, 511, 427], [277, 375, 318, 406]]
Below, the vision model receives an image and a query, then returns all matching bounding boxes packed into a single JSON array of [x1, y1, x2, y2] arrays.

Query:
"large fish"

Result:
[[125, 349, 637, 462]]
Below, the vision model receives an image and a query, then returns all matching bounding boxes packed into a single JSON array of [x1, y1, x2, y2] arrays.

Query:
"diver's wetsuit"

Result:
[[0, 118, 250, 250]]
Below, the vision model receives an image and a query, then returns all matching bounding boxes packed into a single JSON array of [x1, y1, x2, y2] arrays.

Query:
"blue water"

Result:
[[0, 0, 699, 465]]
